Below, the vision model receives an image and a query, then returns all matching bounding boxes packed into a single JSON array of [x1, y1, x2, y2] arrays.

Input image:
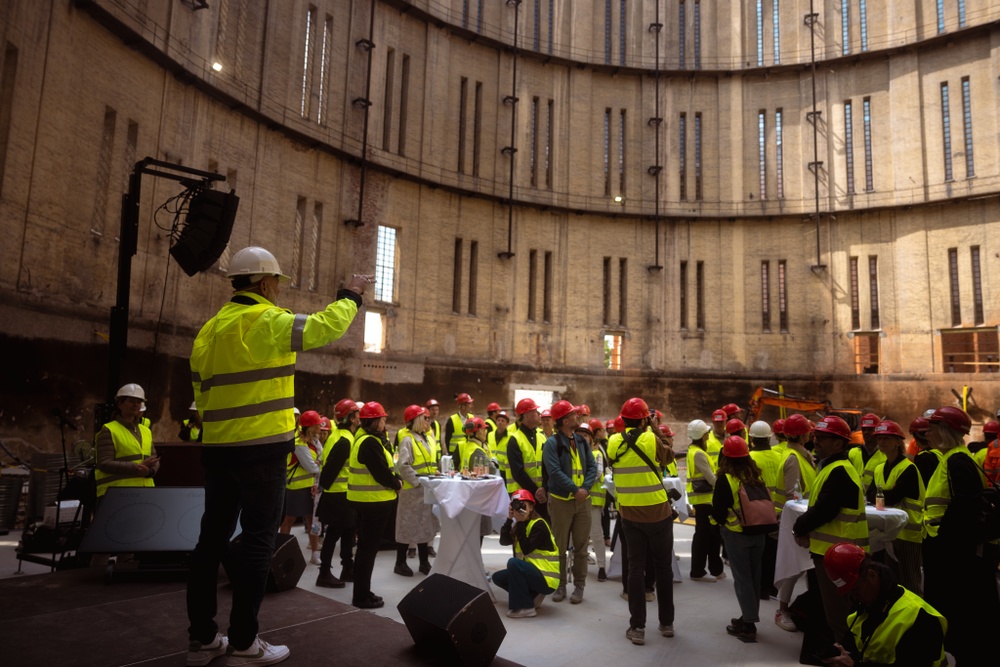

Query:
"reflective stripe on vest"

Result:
[[321, 428, 354, 494], [550, 441, 584, 501], [750, 448, 785, 514], [507, 428, 543, 494], [808, 459, 870, 556], [873, 458, 925, 543], [785, 446, 817, 496], [923, 446, 985, 539], [449, 413, 469, 449], [490, 430, 511, 478], [847, 587, 948, 667], [589, 449, 607, 508], [705, 431, 724, 467], [685, 445, 715, 505], [287, 439, 319, 490], [347, 432, 397, 502], [610, 429, 668, 507], [397, 427, 437, 489], [95, 420, 155, 496], [515, 518, 561, 590], [850, 447, 886, 493]]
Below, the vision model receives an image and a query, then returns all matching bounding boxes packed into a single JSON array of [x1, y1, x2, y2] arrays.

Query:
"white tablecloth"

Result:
[[605, 477, 687, 582], [774, 499, 909, 585], [421, 476, 509, 597]]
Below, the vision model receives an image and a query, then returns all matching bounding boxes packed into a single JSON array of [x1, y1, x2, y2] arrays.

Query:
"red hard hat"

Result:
[[577, 404, 591, 416], [299, 410, 322, 428], [783, 414, 814, 437], [723, 435, 750, 458], [873, 420, 905, 439], [541, 409, 552, 418], [588, 418, 606, 432], [496, 410, 510, 421], [456, 393, 474, 404], [723, 403, 741, 417], [654, 409, 664, 420], [613, 416, 625, 433], [463, 417, 487, 434], [550, 400, 579, 421], [403, 404, 428, 423], [319, 416, 331, 431], [772, 418, 786, 435], [658, 424, 675, 438], [605, 419, 615, 431], [725, 418, 746, 435], [823, 543, 867, 594], [334, 398, 359, 420], [425, 398, 440, 408], [487, 402, 501, 412], [815, 415, 852, 441], [359, 401, 388, 419], [908, 417, 931, 435], [576, 422, 593, 435], [620, 397, 652, 420], [712, 409, 727, 423], [860, 413, 881, 429], [984, 421, 1000, 436], [511, 489, 535, 504], [928, 406, 972, 435], [515, 397, 539, 415]]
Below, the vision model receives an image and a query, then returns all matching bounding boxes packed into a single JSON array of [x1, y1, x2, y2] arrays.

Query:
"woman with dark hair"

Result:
[[712, 435, 774, 642]]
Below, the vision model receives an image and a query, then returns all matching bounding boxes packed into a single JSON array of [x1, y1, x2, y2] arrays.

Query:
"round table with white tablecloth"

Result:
[[605, 476, 688, 581]]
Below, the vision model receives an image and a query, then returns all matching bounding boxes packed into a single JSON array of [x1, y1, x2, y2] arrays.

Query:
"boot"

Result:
[[316, 570, 345, 588], [340, 562, 354, 582]]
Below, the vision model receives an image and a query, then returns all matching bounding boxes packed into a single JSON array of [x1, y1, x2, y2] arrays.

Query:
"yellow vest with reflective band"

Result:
[[429, 420, 441, 445], [459, 438, 491, 471], [489, 428, 511, 479], [686, 445, 715, 505], [807, 458, 870, 556], [923, 446, 985, 539], [448, 412, 471, 452], [589, 448, 607, 508], [549, 440, 584, 501], [785, 446, 818, 497], [514, 518, 560, 590], [140, 416, 151, 429], [485, 418, 497, 432], [722, 473, 748, 533], [750, 448, 786, 514], [847, 587, 948, 667], [423, 427, 441, 462], [873, 458, 925, 543], [507, 427, 544, 494], [95, 420, 155, 497], [609, 428, 669, 507], [706, 430, 724, 467], [397, 427, 437, 489], [347, 431, 397, 502], [849, 447, 886, 493], [321, 428, 354, 494], [287, 436, 319, 490], [183, 419, 201, 441]]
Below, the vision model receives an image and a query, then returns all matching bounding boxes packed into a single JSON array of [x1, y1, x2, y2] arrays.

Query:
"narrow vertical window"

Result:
[[756, 0, 764, 66], [778, 259, 788, 332], [972, 246, 983, 325], [462, 0, 469, 29], [948, 247, 961, 326], [941, 83, 953, 182], [619, 0, 626, 66], [300, 5, 316, 118], [478, 0, 484, 33], [545, 99, 553, 188], [679, 261, 689, 330], [530, 96, 539, 187], [694, 112, 703, 200], [603, 257, 612, 326], [317, 14, 332, 124], [845, 101, 855, 195], [91, 107, 117, 235], [863, 97, 873, 192], [528, 249, 537, 321], [868, 255, 880, 329], [308, 202, 322, 292], [548, 0, 554, 55], [618, 109, 626, 196], [0, 43, 18, 195], [758, 110, 767, 199], [533, 0, 541, 51], [693, 1, 701, 69], [399, 55, 410, 157], [679, 1, 686, 69], [961, 77, 974, 178], [604, 0, 612, 65], [773, 0, 781, 64], [452, 239, 463, 313], [473, 81, 482, 176], [761, 260, 771, 332], [936, 0, 945, 34], [695, 260, 705, 330], [618, 258, 628, 327], [458, 77, 468, 173], [604, 334, 623, 370], [958, 0, 967, 28], [382, 49, 395, 151], [850, 256, 861, 330], [775, 109, 784, 199], [604, 108, 611, 196], [123, 120, 139, 194], [543, 251, 553, 323], [468, 240, 478, 315], [292, 196, 307, 287], [842, 0, 850, 56], [679, 113, 687, 200], [374, 226, 397, 303], [859, 0, 868, 52]]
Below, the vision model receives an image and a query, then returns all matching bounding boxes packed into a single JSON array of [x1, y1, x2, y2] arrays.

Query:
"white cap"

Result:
[[749, 420, 773, 439], [688, 419, 711, 441]]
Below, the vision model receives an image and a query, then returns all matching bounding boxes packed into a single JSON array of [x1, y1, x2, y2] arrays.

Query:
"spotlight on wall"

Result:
[[212, 61, 223, 72], [614, 195, 623, 204]]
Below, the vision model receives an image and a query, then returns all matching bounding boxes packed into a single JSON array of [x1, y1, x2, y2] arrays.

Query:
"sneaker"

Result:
[[644, 590, 655, 602], [551, 586, 567, 602], [690, 574, 717, 582], [726, 619, 757, 642], [187, 633, 228, 666], [393, 563, 414, 577], [315, 571, 345, 588], [427, 545, 437, 557], [570, 586, 584, 604], [225, 637, 289, 666], [658, 625, 674, 637], [587, 552, 596, 564], [715, 571, 727, 580], [418, 562, 432, 575], [597, 567, 607, 582], [407, 547, 416, 558], [506, 607, 537, 618], [626, 627, 645, 645], [775, 609, 797, 632], [533, 593, 545, 609], [309, 551, 321, 566]]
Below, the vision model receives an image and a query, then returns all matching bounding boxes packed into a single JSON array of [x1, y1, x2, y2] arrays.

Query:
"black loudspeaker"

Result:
[[396, 574, 506, 667], [170, 188, 239, 276], [226, 532, 305, 593]]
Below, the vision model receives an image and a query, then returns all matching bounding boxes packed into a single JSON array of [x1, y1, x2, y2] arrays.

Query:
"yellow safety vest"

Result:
[[722, 473, 746, 533], [750, 448, 786, 514], [489, 428, 512, 479], [448, 412, 471, 453], [847, 587, 948, 667], [609, 428, 668, 507], [589, 448, 607, 508], [514, 518, 560, 590], [347, 431, 397, 503], [685, 445, 715, 505], [923, 446, 985, 539], [95, 420, 155, 496], [182, 419, 201, 441], [784, 446, 818, 497], [286, 436, 320, 490], [873, 458, 925, 543], [507, 427, 544, 494], [849, 447, 886, 493], [549, 440, 584, 501], [321, 428, 355, 494], [429, 420, 441, 445], [397, 427, 437, 489], [807, 458, 869, 556], [706, 430, 724, 467], [459, 438, 491, 472]]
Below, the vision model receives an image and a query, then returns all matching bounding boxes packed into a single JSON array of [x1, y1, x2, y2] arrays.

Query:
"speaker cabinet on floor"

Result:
[[396, 574, 506, 667], [225, 533, 305, 593]]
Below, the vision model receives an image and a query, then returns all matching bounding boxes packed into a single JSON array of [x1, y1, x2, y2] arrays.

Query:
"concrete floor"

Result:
[[1, 523, 809, 666]]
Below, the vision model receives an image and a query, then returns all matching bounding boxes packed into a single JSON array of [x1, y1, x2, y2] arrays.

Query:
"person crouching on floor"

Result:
[[492, 489, 560, 618]]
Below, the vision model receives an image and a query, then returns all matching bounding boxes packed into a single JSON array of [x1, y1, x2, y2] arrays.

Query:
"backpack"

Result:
[[737, 483, 779, 534]]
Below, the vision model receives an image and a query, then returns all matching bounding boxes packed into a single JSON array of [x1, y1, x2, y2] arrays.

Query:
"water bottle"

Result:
[[875, 484, 885, 511], [791, 480, 801, 501], [310, 518, 322, 535]]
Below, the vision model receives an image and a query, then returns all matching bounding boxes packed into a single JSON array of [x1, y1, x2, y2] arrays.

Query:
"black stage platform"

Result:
[[0, 568, 524, 667]]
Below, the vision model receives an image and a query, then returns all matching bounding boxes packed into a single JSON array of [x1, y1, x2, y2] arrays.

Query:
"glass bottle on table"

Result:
[[875, 484, 885, 511]]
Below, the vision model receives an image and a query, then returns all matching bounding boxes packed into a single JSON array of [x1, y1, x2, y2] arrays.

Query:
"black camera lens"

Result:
[[511, 499, 525, 512]]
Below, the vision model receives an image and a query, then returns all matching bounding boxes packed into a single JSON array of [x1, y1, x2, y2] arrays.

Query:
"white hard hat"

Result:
[[116, 383, 146, 402], [189, 401, 198, 411], [226, 246, 290, 283], [688, 419, 711, 441], [922, 408, 936, 419], [749, 420, 773, 439], [293, 407, 301, 415]]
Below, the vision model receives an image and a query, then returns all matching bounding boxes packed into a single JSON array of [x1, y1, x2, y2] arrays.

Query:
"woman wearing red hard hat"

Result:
[[492, 489, 559, 618], [280, 409, 324, 564]]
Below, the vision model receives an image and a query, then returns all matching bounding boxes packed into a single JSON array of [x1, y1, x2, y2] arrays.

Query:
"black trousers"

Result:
[[351, 499, 394, 603], [690, 503, 723, 577], [316, 491, 356, 571]]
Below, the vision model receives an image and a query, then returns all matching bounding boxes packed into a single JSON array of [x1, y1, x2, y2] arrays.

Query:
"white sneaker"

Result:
[[775, 609, 797, 632], [187, 633, 227, 666], [506, 607, 537, 618], [690, 574, 717, 582], [533, 593, 545, 608], [226, 637, 290, 666], [310, 551, 322, 566], [715, 570, 727, 580]]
